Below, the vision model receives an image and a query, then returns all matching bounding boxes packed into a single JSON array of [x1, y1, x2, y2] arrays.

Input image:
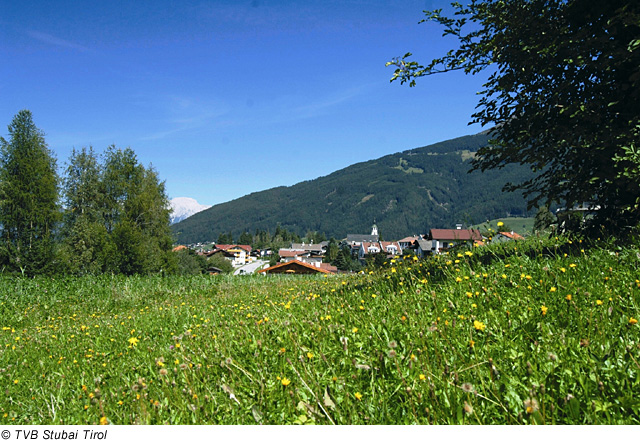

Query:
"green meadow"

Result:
[[1, 235, 638, 425]]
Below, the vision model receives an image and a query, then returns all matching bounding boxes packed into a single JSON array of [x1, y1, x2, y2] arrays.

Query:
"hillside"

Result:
[[172, 132, 535, 243]]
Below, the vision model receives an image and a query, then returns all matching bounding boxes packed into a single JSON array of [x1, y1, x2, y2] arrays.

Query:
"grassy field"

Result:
[[1, 234, 639, 425]]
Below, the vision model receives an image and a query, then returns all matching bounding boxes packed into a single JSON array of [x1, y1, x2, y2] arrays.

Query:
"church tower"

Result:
[[371, 221, 378, 237]]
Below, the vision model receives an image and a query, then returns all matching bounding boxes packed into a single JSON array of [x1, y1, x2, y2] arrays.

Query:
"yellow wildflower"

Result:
[[307, 352, 314, 359], [281, 377, 291, 386], [473, 320, 486, 331], [541, 305, 548, 316], [99, 416, 108, 425], [630, 318, 638, 325], [354, 392, 363, 401], [128, 337, 139, 346]]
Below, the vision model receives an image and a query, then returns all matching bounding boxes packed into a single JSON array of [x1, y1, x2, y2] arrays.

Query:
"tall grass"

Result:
[[1, 235, 638, 424]]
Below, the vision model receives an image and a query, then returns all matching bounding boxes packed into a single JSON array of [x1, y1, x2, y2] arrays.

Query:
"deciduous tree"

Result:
[[388, 0, 640, 232]]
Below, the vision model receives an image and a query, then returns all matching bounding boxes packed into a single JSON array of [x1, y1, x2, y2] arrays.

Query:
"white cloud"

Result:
[[25, 30, 89, 52]]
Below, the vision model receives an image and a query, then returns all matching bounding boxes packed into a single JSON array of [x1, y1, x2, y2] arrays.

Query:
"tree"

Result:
[[101, 146, 173, 274], [238, 231, 253, 246], [388, 0, 640, 232], [534, 206, 556, 232], [0, 110, 60, 274], [60, 147, 108, 274]]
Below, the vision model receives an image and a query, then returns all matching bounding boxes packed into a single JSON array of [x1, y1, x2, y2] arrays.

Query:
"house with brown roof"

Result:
[[427, 228, 482, 253]]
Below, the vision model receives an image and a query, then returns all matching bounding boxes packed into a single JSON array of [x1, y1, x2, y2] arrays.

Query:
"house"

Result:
[[398, 236, 421, 250], [413, 238, 434, 258], [278, 248, 324, 267], [343, 223, 380, 257], [172, 245, 188, 252], [207, 244, 253, 266], [492, 231, 525, 242], [258, 260, 335, 275], [427, 228, 482, 253], [357, 241, 402, 260], [380, 241, 402, 256], [290, 242, 327, 255]]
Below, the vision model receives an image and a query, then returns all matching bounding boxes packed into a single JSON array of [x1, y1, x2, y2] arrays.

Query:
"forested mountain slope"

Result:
[[173, 132, 534, 243]]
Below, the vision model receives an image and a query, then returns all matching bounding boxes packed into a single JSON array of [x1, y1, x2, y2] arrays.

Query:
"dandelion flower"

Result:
[[473, 320, 486, 331], [128, 337, 139, 346], [281, 377, 291, 386], [307, 352, 314, 359], [99, 416, 108, 425], [419, 374, 426, 381], [630, 318, 638, 325], [596, 300, 603, 305], [354, 392, 363, 401], [497, 221, 504, 227], [541, 305, 548, 316], [352, 327, 358, 333], [566, 294, 572, 301], [550, 287, 557, 292]]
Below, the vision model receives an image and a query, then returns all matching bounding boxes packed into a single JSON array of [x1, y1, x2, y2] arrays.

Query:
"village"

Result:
[[175, 222, 525, 275]]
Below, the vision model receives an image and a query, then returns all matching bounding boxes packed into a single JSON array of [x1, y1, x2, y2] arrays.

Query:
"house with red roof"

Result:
[[492, 231, 525, 242], [427, 228, 482, 253]]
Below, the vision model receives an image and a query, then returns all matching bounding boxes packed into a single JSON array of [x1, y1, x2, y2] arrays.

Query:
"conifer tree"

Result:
[[0, 110, 60, 275]]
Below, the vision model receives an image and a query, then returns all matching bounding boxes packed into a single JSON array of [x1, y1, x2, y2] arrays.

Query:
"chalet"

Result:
[[258, 260, 336, 275], [427, 228, 482, 253]]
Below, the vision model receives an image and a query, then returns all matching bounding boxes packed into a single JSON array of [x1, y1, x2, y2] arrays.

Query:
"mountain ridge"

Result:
[[172, 132, 534, 243], [169, 197, 211, 225]]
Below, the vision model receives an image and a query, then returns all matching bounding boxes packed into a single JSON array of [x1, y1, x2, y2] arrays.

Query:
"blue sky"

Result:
[[1, 0, 490, 207]]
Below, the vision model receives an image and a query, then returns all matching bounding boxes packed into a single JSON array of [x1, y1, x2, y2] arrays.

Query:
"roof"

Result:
[[415, 238, 432, 250], [398, 236, 420, 243], [428, 229, 482, 241], [497, 231, 525, 240], [257, 260, 334, 275], [278, 249, 307, 258], [172, 245, 188, 252], [290, 243, 325, 253], [345, 234, 379, 244], [214, 244, 252, 252]]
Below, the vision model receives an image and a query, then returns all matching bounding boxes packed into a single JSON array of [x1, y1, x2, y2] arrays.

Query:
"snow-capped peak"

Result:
[[170, 197, 211, 224]]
